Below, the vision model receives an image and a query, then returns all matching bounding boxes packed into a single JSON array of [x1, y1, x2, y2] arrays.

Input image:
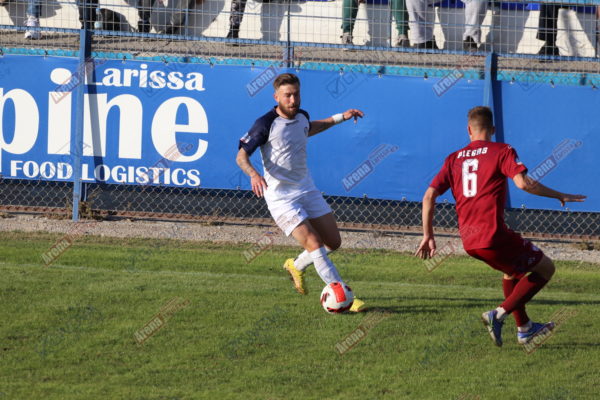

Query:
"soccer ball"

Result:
[[320, 282, 354, 313]]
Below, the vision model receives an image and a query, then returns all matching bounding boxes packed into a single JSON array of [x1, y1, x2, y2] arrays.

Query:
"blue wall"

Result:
[[0, 55, 597, 212], [498, 81, 599, 211]]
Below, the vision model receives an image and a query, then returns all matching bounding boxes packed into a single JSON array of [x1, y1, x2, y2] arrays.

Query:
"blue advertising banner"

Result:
[[0, 55, 597, 212], [0, 55, 267, 190]]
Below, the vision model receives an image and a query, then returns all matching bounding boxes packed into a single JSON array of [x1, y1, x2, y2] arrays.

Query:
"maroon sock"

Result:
[[502, 278, 530, 326], [501, 272, 548, 314]]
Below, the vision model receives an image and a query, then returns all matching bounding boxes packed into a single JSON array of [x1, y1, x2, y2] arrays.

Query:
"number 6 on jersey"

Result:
[[462, 159, 479, 197]]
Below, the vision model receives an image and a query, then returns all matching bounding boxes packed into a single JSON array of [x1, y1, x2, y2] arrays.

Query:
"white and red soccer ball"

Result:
[[320, 282, 354, 313]]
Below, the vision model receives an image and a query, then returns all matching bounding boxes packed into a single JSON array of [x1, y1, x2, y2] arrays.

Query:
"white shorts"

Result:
[[266, 190, 332, 236]]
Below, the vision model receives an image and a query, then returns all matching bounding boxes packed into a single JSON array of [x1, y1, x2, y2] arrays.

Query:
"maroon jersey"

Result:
[[430, 140, 527, 250]]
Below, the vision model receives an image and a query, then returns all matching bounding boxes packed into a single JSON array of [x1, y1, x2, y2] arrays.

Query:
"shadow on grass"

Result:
[[370, 295, 600, 307], [544, 343, 600, 349], [361, 306, 442, 315]]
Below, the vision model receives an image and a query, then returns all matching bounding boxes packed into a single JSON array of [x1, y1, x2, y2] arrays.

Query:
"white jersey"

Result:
[[239, 107, 317, 200]]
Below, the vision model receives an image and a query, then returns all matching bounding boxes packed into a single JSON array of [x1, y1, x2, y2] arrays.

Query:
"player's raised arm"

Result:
[[415, 187, 440, 259], [236, 148, 268, 198], [512, 173, 586, 207], [308, 109, 364, 137]]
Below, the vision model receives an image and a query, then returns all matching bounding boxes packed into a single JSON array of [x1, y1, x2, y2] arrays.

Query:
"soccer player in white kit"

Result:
[[235, 73, 366, 312]]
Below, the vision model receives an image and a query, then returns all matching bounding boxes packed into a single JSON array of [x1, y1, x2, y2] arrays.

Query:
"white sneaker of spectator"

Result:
[[24, 15, 42, 40]]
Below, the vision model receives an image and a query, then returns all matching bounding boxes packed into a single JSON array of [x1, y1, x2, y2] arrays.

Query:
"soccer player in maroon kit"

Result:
[[416, 106, 586, 347]]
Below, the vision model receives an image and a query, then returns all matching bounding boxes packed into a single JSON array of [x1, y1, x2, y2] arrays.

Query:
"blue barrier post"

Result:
[[483, 51, 512, 208], [72, 28, 90, 221], [483, 51, 496, 112], [285, 0, 293, 67]]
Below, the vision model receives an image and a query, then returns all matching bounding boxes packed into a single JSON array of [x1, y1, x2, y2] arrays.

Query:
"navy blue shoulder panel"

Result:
[[298, 109, 310, 122], [298, 109, 311, 133], [238, 107, 279, 155]]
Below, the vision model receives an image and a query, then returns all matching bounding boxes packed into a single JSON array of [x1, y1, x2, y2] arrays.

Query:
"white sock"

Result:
[[518, 320, 533, 333], [294, 247, 333, 272], [309, 247, 343, 285], [293, 250, 313, 272], [495, 307, 507, 321]]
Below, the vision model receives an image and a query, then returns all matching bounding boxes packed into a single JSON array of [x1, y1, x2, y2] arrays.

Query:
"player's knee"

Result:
[[305, 235, 324, 251], [545, 259, 556, 278], [326, 237, 342, 251], [532, 255, 555, 280]]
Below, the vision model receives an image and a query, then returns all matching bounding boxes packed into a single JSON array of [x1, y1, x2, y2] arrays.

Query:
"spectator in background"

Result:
[[226, 0, 248, 39], [461, 0, 488, 51], [392, 0, 411, 47], [596, 5, 599, 56], [25, 0, 42, 39], [406, 0, 439, 48], [537, 3, 561, 56], [137, 0, 196, 34], [24, 0, 108, 38], [77, 0, 99, 30], [537, 4, 600, 57], [340, 0, 409, 47], [407, 0, 488, 50], [340, 0, 361, 46]]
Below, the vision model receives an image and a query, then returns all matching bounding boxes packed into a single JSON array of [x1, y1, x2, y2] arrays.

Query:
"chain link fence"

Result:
[[1, 1, 599, 67], [1, 177, 598, 239]]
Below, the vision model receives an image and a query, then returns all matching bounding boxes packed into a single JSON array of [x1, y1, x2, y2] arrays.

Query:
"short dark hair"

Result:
[[273, 73, 300, 90], [467, 106, 494, 133]]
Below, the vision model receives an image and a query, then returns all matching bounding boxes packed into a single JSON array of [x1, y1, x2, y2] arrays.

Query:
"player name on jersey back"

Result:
[[456, 147, 488, 159]]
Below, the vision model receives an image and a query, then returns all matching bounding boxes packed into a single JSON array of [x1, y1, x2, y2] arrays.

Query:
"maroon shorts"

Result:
[[466, 232, 544, 279]]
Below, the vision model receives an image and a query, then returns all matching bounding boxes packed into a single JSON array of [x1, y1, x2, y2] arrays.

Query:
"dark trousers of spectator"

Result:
[[228, 0, 274, 37], [341, 0, 358, 34], [537, 3, 560, 46], [137, 0, 195, 33], [78, 0, 99, 29], [597, 5, 599, 56], [392, 0, 409, 37], [341, 0, 408, 36], [228, 0, 248, 37]]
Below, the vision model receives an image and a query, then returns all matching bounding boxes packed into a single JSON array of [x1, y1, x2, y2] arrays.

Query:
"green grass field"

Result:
[[1, 231, 599, 400]]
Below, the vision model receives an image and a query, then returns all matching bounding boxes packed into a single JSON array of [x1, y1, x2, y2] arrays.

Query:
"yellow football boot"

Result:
[[283, 258, 307, 295], [349, 298, 367, 312]]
